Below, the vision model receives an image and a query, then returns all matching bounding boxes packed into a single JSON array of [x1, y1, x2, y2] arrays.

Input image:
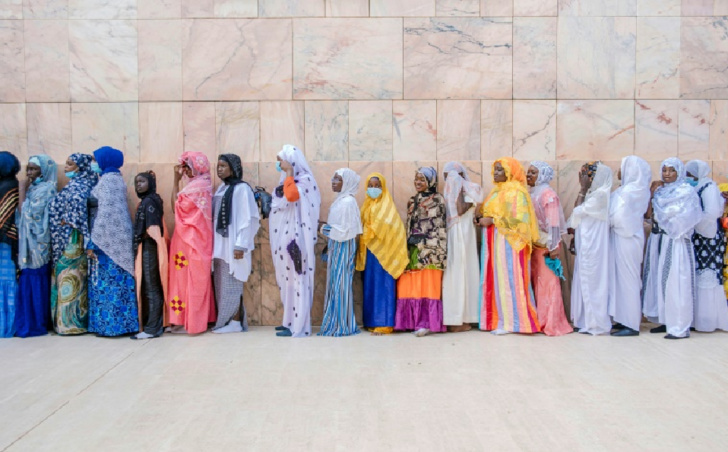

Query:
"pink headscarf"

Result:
[[179, 152, 213, 220]]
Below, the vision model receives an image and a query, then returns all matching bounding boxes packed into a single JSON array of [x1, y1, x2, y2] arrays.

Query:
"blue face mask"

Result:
[[32, 176, 43, 185], [367, 187, 383, 199], [275, 161, 283, 172], [65, 171, 77, 179], [90, 162, 102, 174], [688, 178, 698, 187]]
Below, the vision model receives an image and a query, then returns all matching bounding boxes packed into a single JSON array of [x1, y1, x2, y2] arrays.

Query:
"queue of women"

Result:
[[1, 145, 727, 340]]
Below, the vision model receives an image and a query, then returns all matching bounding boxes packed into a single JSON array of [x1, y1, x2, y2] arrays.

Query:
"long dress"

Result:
[[0, 153, 19, 338]]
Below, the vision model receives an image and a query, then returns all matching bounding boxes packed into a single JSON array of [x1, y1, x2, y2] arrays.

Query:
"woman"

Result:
[[642, 158, 701, 339], [212, 154, 260, 334], [720, 183, 728, 298], [319, 168, 362, 337], [86, 147, 138, 337], [442, 162, 483, 332], [0, 152, 20, 338], [396, 167, 447, 337], [686, 160, 728, 332], [478, 158, 540, 335], [526, 160, 572, 337], [569, 162, 612, 336], [356, 173, 408, 336], [16, 155, 57, 337], [168, 152, 215, 335], [49, 153, 98, 335], [608, 156, 652, 337], [132, 171, 168, 340], [270, 145, 320, 338]]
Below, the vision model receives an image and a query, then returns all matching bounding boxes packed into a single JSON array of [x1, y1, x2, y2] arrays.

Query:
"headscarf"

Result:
[[179, 152, 213, 220], [686, 159, 723, 238], [652, 158, 702, 239], [443, 161, 483, 228], [327, 168, 362, 242], [0, 151, 20, 262], [356, 173, 408, 278], [216, 154, 243, 237], [609, 156, 651, 237], [48, 153, 98, 263], [133, 171, 164, 256], [528, 160, 566, 250], [93, 146, 123, 174], [481, 157, 539, 252], [18, 155, 57, 269], [568, 162, 613, 229]]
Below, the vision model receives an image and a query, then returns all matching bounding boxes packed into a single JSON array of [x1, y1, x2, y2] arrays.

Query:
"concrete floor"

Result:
[[1, 327, 727, 452]]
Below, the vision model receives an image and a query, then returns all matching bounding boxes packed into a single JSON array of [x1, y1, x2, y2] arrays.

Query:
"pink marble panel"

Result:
[[557, 17, 636, 99], [370, 0, 435, 16], [681, 0, 714, 15], [681, 17, 728, 99], [513, 100, 556, 161], [139, 102, 183, 164], [260, 243, 281, 326], [481, 100, 512, 160], [712, 161, 728, 185], [558, 0, 636, 15], [0, 20, 24, 102], [69, 20, 138, 102], [260, 101, 305, 161], [305, 101, 348, 161], [678, 100, 710, 161], [0, 0, 22, 18], [391, 160, 438, 220], [293, 18, 403, 100], [481, 160, 495, 202], [26, 103, 72, 162], [181, 0, 212, 17], [480, 0, 512, 16], [138, 19, 182, 101], [393, 100, 437, 161], [710, 100, 728, 161], [438, 160, 483, 188], [556, 100, 635, 161], [325, 0, 368, 16], [182, 102, 216, 165], [215, 0, 257, 17], [68, 0, 135, 18], [513, 17, 556, 99], [216, 102, 260, 162], [635, 100, 678, 160], [347, 160, 393, 208], [404, 17, 512, 100], [636, 0, 680, 15], [636, 17, 680, 100], [556, 160, 581, 222], [349, 101, 392, 162], [183, 19, 291, 101], [0, 103, 27, 161], [514, 0, 557, 15], [71, 102, 140, 161], [259, 0, 324, 16], [24, 19, 70, 102], [437, 100, 480, 162], [437, 0, 479, 16], [23, 0, 68, 18], [717, 0, 728, 15], [138, 0, 181, 18]]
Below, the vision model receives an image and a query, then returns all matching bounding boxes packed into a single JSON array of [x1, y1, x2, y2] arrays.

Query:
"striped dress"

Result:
[[319, 233, 360, 337]]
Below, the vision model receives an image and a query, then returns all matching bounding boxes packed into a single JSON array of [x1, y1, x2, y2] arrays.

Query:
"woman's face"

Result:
[[662, 165, 678, 184], [135, 175, 149, 194], [331, 174, 343, 193], [493, 162, 507, 183], [217, 159, 232, 180], [277, 155, 292, 172], [64, 158, 78, 173], [368, 177, 382, 189], [526, 165, 539, 187], [26, 162, 42, 182], [414, 172, 429, 193], [180, 162, 193, 178]]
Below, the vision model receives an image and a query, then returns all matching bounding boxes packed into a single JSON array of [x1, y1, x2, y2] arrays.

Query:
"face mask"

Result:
[[367, 188, 382, 199], [275, 161, 283, 172], [688, 178, 698, 187], [90, 162, 102, 174], [65, 171, 77, 179], [32, 176, 43, 185]]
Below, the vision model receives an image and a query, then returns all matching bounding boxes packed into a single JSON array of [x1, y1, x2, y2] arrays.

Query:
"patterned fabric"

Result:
[[0, 151, 20, 265], [216, 154, 243, 237], [88, 248, 139, 336], [319, 237, 360, 337], [212, 258, 248, 331], [529, 161, 566, 251], [179, 152, 213, 219], [50, 229, 88, 335], [406, 167, 447, 270], [719, 182, 728, 297], [90, 172, 135, 275], [18, 155, 57, 270], [692, 226, 726, 285], [0, 243, 17, 337], [652, 158, 702, 239]]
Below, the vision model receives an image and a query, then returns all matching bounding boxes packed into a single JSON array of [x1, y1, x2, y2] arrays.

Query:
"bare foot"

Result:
[[370, 331, 383, 336], [448, 324, 472, 333]]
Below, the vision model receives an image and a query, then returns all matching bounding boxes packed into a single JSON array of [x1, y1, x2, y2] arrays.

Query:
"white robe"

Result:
[[442, 207, 479, 325], [571, 216, 612, 335], [212, 183, 260, 282]]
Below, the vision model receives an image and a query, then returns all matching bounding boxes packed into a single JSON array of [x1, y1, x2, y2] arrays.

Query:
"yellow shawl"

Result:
[[356, 173, 408, 279], [481, 158, 539, 252]]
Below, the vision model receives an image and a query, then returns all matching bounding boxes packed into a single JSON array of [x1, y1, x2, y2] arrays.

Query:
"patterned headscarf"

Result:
[[653, 158, 701, 239], [18, 155, 57, 269], [216, 154, 243, 237], [179, 152, 213, 220], [530, 160, 554, 186]]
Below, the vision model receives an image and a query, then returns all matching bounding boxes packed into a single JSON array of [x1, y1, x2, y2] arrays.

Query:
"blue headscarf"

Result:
[[0, 151, 20, 179], [93, 146, 123, 174], [0, 151, 20, 262], [18, 155, 58, 269]]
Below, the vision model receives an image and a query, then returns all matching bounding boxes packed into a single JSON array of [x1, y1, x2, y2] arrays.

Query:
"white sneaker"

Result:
[[414, 328, 430, 337], [491, 328, 510, 336], [212, 320, 243, 334]]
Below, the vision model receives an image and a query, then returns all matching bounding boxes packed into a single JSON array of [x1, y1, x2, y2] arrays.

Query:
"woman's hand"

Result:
[[548, 248, 559, 260], [650, 180, 663, 195], [233, 250, 245, 260], [568, 239, 576, 255], [86, 249, 96, 260], [478, 217, 494, 228], [578, 167, 592, 192], [173, 164, 183, 182]]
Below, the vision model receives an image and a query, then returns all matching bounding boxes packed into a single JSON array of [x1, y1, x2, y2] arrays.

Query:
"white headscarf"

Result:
[[653, 158, 702, 239], [529, 161, 566, 250], [686, 159, 723, 238], [443, 161, 483, 228], [327, 168, 362, 242], [609, 156, 651, 237], [569, 162, 613, 229]]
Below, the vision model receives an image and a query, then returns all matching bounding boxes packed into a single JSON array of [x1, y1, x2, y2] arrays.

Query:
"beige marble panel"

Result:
[[557, 17, 636, 99], [678, 100, 710, 161], [636, 17, 680, 100], [26, 103, 72, 162], [69, 20, 138, 102], [0, 103, 27, 161], [556, 160, 582, 221], [348, 160, 393, 208], [717, 0, 728, 15], [68, 0, 135, 18], [391, 161, 438, 219], [325, 0, 367, 16], [481, 160, 495, 201], [216, 102, 260, 162], [635, 100, 679, 160], [404, 17, 512, 100], [139, 102, 183, 164], [0, 20, 24, 102], [393, 100, 437, 161], [215, 0, 257, 17], [293, 18, 402, 100], [712, 160, 728, 185], [480, 0, 512, 15], [0, 0, 22, 18], [637, 0, 680, 15], [183, 19, 292, 101], [259, 0, 324, 16], [24, 19, 70, 102], [681, 17, 728, 99], [260, 240, 282, 326], [437, 0, 479, 16], [556, 100, 635, 161], [23, 0, 68, 18], [710, 100, 728, 161], [513, 100, 556, 161], [437, 100, 480, 162], [242, 247, 262, 326], [312, 160, 348, 219], [514, 0, 557, 15], [481, 100, 512, 160], [370, 0, 435, 16], [181, 0, 212, 17], [138, 0, 181, 18], [182, 102, 216, 166], [558, 0, 636, 15], [681, 0, 714, 15], [138, 19, 182, 101], [71, 103, 140, 162], [305, 101, 348, 162], [513, 17, 556, 99], [260, 101, 305, 161], [349, 101, 393, 162]]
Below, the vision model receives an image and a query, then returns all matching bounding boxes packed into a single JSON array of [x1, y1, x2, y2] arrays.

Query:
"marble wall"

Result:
[[1, 0, 728, 326]]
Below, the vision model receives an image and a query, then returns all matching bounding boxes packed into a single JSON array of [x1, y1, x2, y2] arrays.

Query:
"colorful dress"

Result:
[[718, 182, 728, 298], [0, 152, 20, 338]]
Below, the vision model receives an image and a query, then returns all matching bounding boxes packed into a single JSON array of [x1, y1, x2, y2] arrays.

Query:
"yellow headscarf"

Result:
[[481, 158, 539, 252], [356, 173, 408, 279]]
